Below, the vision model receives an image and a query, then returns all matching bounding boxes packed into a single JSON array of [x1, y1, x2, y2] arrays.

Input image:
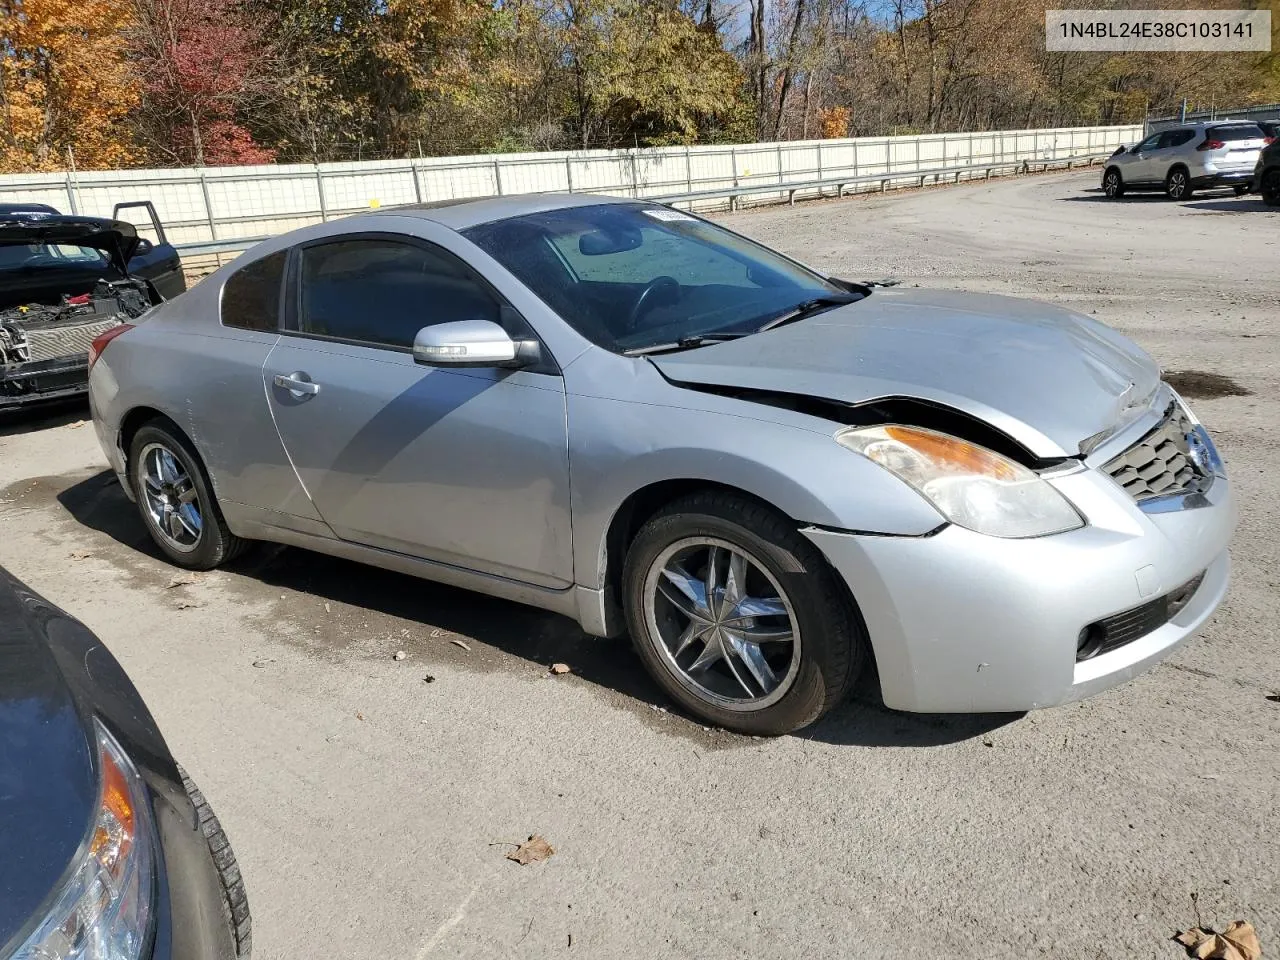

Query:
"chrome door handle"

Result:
[[273, 373, 320, 397]]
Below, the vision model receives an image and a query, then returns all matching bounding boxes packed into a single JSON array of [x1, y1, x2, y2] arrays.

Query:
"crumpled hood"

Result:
[[650, 288, 1161, 459]]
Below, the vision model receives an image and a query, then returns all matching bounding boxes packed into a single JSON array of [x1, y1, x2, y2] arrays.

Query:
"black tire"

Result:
[[180, 766, 252, 958], [1263, 170, 1280, 207], [621, 492, 865, 736], [1102, 167, 1125, 198], [1233, 184, 1250, 196], [128, 420, 248, 569], [1165, 166, 1193, 201]]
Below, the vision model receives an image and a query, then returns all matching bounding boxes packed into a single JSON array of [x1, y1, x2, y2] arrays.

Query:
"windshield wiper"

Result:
[[623, 332, 747, 357], [757, 294, 861, 333]]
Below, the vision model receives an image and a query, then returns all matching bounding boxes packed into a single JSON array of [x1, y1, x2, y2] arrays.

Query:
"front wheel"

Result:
[[1165, 167, 1193, 200], [1102, 168, 1125, 198], [622, 492, 865, 735]]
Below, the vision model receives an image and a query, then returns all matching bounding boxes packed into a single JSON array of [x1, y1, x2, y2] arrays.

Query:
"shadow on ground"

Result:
[[55, 468, 1014, 748], [0, 400, 88, 437]]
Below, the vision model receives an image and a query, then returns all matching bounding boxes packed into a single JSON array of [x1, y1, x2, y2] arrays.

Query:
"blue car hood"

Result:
[[649, 288, 1161, 459]]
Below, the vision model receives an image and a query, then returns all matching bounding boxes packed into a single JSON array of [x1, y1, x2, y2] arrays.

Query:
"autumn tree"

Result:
[[129, 0, 278, 166], [0, 0, 140, 172]]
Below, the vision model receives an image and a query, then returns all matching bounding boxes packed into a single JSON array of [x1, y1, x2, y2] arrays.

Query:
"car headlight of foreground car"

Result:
[[15, 721, 154, 960], [836, 425, 1085, 538]]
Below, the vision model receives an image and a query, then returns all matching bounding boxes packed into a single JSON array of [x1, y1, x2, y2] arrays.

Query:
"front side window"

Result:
[[1134, 133, 1162, 153], [296, 238, 500, 349], [464, 204, 845, 353]]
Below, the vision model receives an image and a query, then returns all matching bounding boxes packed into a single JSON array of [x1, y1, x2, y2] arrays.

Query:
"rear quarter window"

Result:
[[221, 250, 286, 331]]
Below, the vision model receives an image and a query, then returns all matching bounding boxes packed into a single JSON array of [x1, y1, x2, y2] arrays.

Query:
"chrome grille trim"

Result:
[[1102, 402, 1209, 503], [24, 318, 123, 363]]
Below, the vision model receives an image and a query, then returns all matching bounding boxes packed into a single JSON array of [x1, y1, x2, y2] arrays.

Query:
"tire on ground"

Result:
[[179, 766, 252, 958]]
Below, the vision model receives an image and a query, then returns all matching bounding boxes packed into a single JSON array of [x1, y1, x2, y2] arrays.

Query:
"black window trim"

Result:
[[280, 231, 560, 375]]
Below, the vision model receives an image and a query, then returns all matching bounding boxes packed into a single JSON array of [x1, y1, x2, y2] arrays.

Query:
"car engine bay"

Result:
[[0, 279, 151, 366]]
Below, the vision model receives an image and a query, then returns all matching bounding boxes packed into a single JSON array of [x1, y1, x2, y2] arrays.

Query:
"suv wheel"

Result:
[[622, 492, 865, 735], [1165, 166, 1193, 200], [1263, 170, 1280, 207], [1102, 167, 1125, 198]]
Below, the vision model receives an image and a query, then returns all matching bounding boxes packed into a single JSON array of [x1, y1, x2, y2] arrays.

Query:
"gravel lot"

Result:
[[1, 170, 1277, 960]]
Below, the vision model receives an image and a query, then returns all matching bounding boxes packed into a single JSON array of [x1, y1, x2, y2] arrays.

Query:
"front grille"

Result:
[[1076, 572, 1206, 661], [23, 318, 123, 363], [1103, 403, 1207, 503]]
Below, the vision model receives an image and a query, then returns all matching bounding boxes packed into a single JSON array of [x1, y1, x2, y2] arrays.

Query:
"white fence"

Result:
[[0, 124, 1140, 252]]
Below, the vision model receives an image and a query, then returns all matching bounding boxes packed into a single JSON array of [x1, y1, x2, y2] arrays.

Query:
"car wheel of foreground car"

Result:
[[1102, 168, 1125, 198], [622, 492, 865, 735], [1263, 171, 1280, 206], [180, 767, 252, 958], [129, 421, 248, 569], [1165, 166, 1193, 201]]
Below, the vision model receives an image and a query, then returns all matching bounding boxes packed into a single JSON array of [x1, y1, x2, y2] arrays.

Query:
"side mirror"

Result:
[[133, 238, 154, 256], [412, 318, 539, 368]]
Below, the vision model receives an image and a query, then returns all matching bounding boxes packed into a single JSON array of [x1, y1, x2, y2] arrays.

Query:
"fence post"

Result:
[[565, 156, 574, 193], [852, 139, 859, 180], [776, 142, 784, 186], [729, 146, 739, 211], [411, 161, 424, 204], [492, 158, 504, 195], [685, 146, 693, 195], [64, 173, 78, 215], [630, 150, 640, 198], [914, 137, 920, 173], [315, 164, 328, 222], [198, 170, 218, 240], [816, 141, 824, 182]]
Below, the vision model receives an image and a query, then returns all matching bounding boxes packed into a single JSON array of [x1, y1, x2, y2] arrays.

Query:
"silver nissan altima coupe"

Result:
[[87, 194, 1235, 734]]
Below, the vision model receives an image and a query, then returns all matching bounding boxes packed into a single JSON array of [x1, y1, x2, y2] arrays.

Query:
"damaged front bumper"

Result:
[[1, 354, 91, 410]]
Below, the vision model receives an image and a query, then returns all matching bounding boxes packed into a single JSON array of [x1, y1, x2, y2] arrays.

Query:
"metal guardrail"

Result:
[[173, 149, 1114, 260]]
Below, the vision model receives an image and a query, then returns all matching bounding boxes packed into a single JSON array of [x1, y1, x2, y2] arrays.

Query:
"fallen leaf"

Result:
[[422, 675, 436, 683], [251, 658, 276, 668], [550, 663, 571, 675], [175, 600, 203, 610], [450, 639, 471, 652], [69, 550, 92, 561], [430, 628, 447, 638], [506, 835, 554, 866], [324, 602, 331, 613], [68, 420, 87, 429], [355, 712, 365, 721], [167, 572, 200, 588], [1175, 922, 1261, 960], [393, 650, 407, 661]]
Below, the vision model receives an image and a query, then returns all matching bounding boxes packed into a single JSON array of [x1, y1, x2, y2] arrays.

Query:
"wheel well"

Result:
[[602, 480, 794, 603], [1168, 163, 1189, 175], [118, 407, 182, 475], [1105, 165, 1121, 179]]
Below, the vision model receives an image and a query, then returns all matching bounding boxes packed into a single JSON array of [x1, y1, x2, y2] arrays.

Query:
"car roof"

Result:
[[0, 201, 60, 216], [368, 192, 635, 230]]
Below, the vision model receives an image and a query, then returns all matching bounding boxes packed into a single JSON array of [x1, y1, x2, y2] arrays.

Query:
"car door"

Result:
[[112, 201, 186, 299], [262, 232, 574, 589], [1124, 132, 1165, 184]]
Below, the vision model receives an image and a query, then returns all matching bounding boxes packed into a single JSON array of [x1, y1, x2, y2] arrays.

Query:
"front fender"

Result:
[[567, 391, 943, 590]]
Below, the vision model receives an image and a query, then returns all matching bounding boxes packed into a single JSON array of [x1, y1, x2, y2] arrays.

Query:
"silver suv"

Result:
[[1102, 121, 1268, 200]]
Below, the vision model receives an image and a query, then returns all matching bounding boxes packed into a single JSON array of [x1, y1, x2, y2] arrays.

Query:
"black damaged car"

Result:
[[0, 565, 250, 959], [0, 214, 180, 412]]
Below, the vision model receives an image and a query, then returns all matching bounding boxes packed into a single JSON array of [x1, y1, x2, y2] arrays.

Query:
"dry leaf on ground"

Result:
[[68, 420, 87, 429], [166, 572, 200, 588], [506, 835, 554, 866], [69, 550, 92, 561], [251, 658, 276, 668], [450, 639, 471, 652], [549, 663, 571, 675], [175, 600, 203, 610], [393, 650, 407, 661], [1175, 921, 1262, 960], [355, 711, 365, 721]]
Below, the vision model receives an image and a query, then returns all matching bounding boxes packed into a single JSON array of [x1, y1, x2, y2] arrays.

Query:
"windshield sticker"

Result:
[[641, 208, 696, 222]]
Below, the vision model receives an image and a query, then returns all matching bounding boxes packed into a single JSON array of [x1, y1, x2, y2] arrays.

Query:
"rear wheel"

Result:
[[622, 492, 865, 735], [128, 421, 248, 569], [1102, 167, 1125, 198], [1165, 166, 1193, 201], [1262, 170, 1280, 207]]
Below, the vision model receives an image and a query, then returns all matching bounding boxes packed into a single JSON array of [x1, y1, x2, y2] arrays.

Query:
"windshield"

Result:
[[464, 203, 848, 353], [0, 242, 111, 272]]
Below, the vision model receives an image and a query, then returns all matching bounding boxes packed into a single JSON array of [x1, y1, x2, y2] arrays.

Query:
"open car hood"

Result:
[[0, 214, 139, 275], [649, 288, 1162, 460]]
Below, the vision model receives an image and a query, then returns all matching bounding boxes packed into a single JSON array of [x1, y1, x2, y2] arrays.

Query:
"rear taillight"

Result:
[[88, 323, 134, 371], [1266, 137, 1277, 145], [1197, 139, 1225, 151]]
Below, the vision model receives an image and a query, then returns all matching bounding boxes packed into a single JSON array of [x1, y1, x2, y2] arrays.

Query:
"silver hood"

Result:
[[649, 288, 1161, 460]]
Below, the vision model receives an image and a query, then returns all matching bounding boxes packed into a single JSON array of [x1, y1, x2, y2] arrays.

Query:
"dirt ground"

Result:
[[1, 170, 1277, 959]]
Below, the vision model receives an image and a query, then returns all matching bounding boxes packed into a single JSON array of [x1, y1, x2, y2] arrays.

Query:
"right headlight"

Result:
[[15, 720, 154, 960], [835, 424, 1085, 538]]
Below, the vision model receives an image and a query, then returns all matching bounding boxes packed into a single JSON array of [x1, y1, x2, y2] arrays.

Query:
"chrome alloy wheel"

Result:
[[1168, 169, 1188, 199], [643, 537, 801, 711], [139, 442, 203, 553], [1103, 170, 1121, 197]]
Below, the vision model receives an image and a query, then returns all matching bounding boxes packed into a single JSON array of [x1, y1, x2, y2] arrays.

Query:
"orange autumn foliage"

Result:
[[0, 0, 139, 172]]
